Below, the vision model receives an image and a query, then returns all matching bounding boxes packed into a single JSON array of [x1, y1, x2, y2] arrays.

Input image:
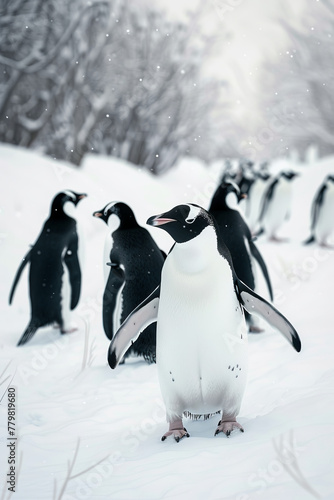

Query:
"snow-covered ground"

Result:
[[0, 144, 333, 500]]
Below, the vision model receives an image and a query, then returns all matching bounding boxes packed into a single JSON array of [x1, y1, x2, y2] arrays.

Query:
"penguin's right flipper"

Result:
[[103, 263, 125, 340], [17, 322, 38, 346], [108, 286, 160, 369], [235, 278, 301, 352], [9, 249, 32, 305], [310, 183, 326, 231], [248, 240, 273, 301], [64, 235, 81, 310]]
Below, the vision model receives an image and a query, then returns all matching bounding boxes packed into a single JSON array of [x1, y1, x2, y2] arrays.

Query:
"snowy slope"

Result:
[[0, 144, 334, 500]]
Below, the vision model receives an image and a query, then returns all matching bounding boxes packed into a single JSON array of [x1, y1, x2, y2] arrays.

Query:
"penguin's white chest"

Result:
[[315, 185, 334, 243], [263, 180, 291, 232], [247, 179, 268, 230], [156, 228, 248, 415]]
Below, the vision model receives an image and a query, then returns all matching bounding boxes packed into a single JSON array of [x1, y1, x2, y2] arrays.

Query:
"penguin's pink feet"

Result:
[[269, 235, 289, 243], [214, 418, 244, 437], [161, 419, 190, 442], [249, 325, 264, 333], [61, 327, 78, 334]]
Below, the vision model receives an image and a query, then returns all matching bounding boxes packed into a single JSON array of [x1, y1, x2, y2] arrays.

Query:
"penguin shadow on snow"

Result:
[[9, 190, 87, 347], [93, 201, 166, 365], [108, 204, 301, 443]]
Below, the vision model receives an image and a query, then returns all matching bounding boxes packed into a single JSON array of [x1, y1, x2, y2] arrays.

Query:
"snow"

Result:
[[0, 144, 334, 500]]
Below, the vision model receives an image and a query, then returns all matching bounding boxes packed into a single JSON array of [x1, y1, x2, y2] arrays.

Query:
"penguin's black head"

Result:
[[93, 201, 137, 228], [147, 204, 213, 243], [52, 190, 87, 214], [209, 180, 246, 212], [281, 171, 299, 181]]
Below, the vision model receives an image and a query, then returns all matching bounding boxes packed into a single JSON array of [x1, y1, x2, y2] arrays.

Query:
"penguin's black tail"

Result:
[[17, 322, 38, 346], [303, 235, 315, 245]]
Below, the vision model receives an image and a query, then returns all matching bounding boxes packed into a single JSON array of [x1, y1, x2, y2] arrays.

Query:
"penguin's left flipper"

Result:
[[248, 240, 273, 301], [235, 279, 301, 352], [108, 286, 160, 369], [103, 263, 126, 340], [64, 237, 81, 310]]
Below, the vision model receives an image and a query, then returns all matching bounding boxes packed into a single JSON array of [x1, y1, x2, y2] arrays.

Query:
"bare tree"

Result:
[[259, 1, 334, 160], [0, 0, 226, 172]]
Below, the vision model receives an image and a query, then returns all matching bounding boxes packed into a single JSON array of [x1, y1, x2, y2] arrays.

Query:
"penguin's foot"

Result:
[[161, 419, 190, 442], [214, 419, 244, 437], [60, 327, 78, 334], [249, 325, 264, 333], [269, 235, 289, 243]]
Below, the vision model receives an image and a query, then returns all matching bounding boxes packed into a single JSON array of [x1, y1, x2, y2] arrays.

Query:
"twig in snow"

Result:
[[272, 430, 321, 499], [54, 438, 110, 500]]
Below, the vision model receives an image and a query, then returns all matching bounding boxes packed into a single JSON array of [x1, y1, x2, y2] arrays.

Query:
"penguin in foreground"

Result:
[[108, 204, 301, 442], [93, 202, 165, 363], [257, 171, 299, 241], [304, 174, 334, 247], [209, 180, 273, 331], [9, 190, 87, 346]]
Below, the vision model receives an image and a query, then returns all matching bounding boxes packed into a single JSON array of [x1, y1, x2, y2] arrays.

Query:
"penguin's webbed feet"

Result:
[[162, 419, 190, 442], [214, 419, 244, 437]]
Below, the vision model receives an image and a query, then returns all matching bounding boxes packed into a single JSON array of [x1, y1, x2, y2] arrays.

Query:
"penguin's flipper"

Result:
[[235, 279, 301, 352], [258, 178, 279, 222], [248, 240, 273, 301], [310, 183, 326, 231], [108, 286, 160, 369], [103, 263, 126, 340], [64, 237, 81, 310], [17, 322, 38, 346], [9, 249, 32, 305]]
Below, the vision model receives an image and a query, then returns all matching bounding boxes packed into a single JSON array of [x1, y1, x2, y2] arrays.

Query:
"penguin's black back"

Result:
[[108, 225, 164, 362], [29, 215, 78, 328], [210, 208, 255, 290]]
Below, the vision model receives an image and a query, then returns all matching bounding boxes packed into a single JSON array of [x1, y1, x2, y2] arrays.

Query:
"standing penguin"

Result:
[[9, 190, 87, 346], [244, 171, 271, 235], [93, 202, 165, 363], [108, 204, 301, 441], [208, 181, 273, 331], [257, 171, 299, 241], [304, 175, 334, 247]]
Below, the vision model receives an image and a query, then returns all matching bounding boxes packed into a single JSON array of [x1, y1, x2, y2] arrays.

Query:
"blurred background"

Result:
[[0, 0, 333, 174]]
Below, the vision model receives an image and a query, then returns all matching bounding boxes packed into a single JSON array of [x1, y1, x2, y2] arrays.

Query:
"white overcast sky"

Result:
[[142, 0, 307, 121]]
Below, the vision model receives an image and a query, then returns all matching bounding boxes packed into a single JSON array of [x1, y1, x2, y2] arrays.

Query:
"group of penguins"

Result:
[[8, 161, 333, 440], [224, 159, 334, 245]]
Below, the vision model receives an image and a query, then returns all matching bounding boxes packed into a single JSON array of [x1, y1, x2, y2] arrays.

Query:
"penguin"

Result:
[[208, 180, 273, 332], [9, 190, 87, 346], [93, 202, 165, 363], [243, 171, 271, 235], [304, 174, 334, 247], [257, 171, 299, 241], [108, 204, 301, 442]]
